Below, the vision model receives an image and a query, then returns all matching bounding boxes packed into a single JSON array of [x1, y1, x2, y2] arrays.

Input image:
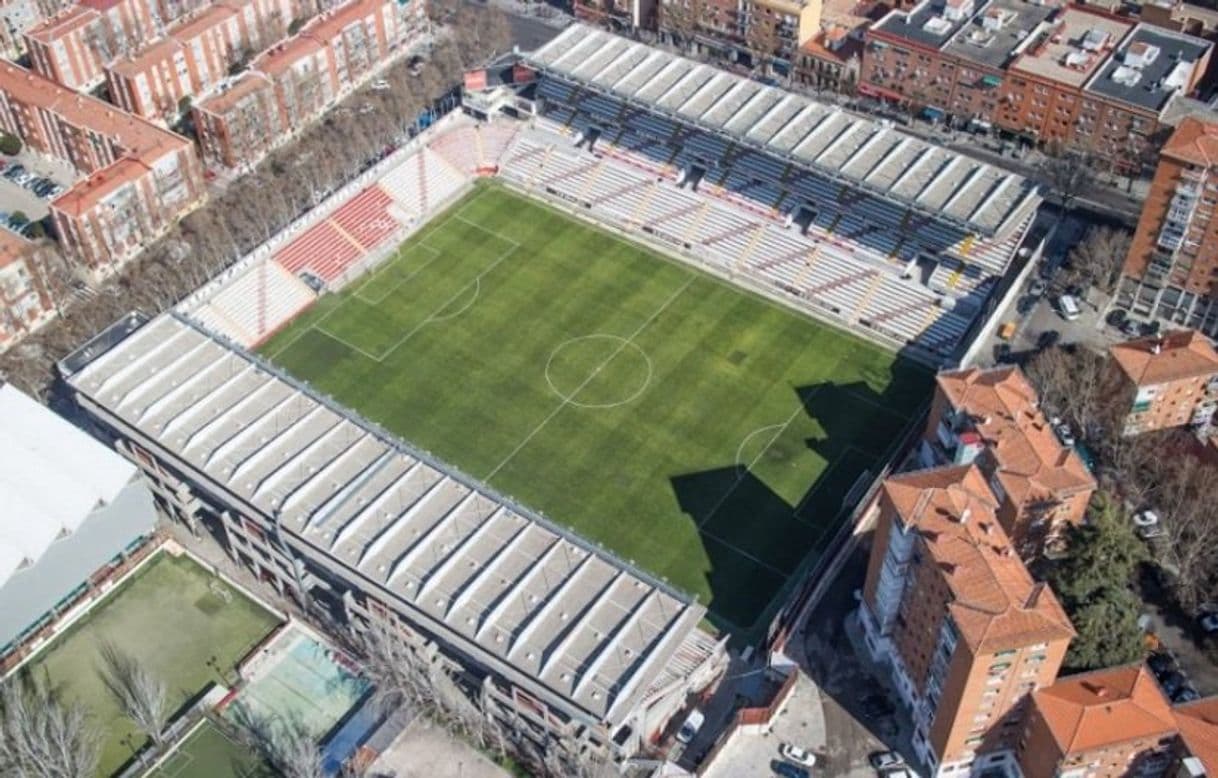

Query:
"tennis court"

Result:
[[223, 628, 369, 742]]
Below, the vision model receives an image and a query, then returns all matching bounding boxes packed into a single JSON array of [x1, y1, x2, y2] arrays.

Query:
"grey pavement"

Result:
[[699, 673, 831, 778], [368, 716, 511, 778]]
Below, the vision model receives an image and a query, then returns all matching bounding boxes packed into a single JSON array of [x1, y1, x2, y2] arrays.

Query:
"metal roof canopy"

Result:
[[525, 24, 1041, 238], [65, 312, 706, 728]]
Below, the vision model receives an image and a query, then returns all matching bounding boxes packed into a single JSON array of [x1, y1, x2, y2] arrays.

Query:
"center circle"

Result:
[[545, 334, 653, 409]]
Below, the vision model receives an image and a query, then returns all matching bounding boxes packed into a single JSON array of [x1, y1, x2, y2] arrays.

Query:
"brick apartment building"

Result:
[[106, 0, 294, 121], [919, 366, 1096, 559], [1109, 328, 1218, 435], [858, 464, 1076, 776], [0, 61, 204, 272], [0, 231, 63, 350], [654, 0, 824, 70], [25, 0, 164, 90], [194, 0, 424, 170], [1121, 116, 1218, 333], [573, 0, 655, 30], [1019, 664, 1183, 778], [860, 2, 1212, 168], [192, 70, 279, 169]]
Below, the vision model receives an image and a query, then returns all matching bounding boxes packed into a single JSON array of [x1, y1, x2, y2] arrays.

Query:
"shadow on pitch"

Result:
[[669, 362, 929, 638]]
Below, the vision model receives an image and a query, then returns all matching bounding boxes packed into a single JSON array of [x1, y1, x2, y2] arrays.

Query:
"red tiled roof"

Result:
[[1032, 664, 1178, 756], [882, 465, 1076, 653], [1175, 697, 1218, 773], [1163, 116, 1218, 167], [1110, 329, 1218, 386], [936, 366, 1096, 508]]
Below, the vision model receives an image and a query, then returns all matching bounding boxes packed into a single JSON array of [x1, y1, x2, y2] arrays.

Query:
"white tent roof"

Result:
[[0, 384, 135, 586]]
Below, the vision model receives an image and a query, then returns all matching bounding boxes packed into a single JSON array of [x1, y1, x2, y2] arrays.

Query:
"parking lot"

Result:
[[0, 150, 75, 236]]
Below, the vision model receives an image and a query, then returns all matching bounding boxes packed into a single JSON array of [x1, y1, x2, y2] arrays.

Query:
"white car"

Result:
[[676, 709, 704, 744], [779, 743, 817, 767], [1133, 510, 1160, 528], [869, 751, 907, 770], [1200, 613, 1218, 634]]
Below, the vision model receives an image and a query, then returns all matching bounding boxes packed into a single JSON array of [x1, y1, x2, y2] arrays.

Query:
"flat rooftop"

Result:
[[942, 0, 1057, 69], [1010, 7, 1133, 87], [63, 312, 711, 727], [875, 0, 980, 50], [1086, 24, 1212, 113], [526, 23, 1041, 237]]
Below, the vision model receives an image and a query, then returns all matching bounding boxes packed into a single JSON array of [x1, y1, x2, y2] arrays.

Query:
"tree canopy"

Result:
[[1050, 493, 1148, 672]]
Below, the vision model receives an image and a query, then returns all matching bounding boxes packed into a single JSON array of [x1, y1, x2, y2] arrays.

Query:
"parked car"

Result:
[[1058, 294, 1081, 321], [1122, 318, 1141, 337], [1174, 686, 1201, 703], [870, 751, 907, 770], [1160, 671, 1188, 697], [771, 760, 810, 778], [1017, 295, 1037, 315], [1106, 308, 1127, 327], [676, 709, 704, 744], [779, 743, 817, 767], [1200, 613, 1218, 634], [1029, 279, 1046, 297], [1148, 652, 1176, 675], [1134, 510, 1160, 529], [1055, 422, 1076, 447], [4, 163, 24, 180]]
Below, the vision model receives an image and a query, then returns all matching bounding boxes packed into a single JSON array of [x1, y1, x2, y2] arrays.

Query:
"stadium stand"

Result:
[[496, 23, 1042, 361], [499, 127, 980, 358], [379, 146, 468, 217], [429, 121, 521, 174], [274, 220, 366, 284], [186, 259, 317, 348]]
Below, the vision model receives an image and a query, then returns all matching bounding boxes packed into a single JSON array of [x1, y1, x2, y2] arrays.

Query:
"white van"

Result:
[[676, 709, 705, 744], [1058, 294, 1081, 321]]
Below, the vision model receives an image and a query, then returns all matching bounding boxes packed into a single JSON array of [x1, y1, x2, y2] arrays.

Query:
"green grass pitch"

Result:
[[145, 719, 273, 778], [262, 183, 931, 634], [21, 553, 280, 777]]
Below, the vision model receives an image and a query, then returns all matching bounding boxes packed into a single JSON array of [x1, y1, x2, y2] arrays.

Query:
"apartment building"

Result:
[[191, 0, 420, 167], [1174, 697, 1218, 773], [860, 2, 1212, 167], [790, 0, 879, 92], [1019, 664, 1182, 778], [1121, 116, 1218, 333], [858, 464, 1076, 776], [192, 71, 280, 169], [919, 366, 1096, 559], [0, 61, 204, 272], [107, 0, 293, 121], [655, 0, 822, 68], [862, 0, 1056, 125], [1109, 328, 1218, 435], [25, 0, 163, 89], [573, 0, 655, 29], [0, 231, 62, 350]]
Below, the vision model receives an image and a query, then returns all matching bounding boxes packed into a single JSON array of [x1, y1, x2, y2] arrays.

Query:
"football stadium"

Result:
[[61, 22, 1042, 768]]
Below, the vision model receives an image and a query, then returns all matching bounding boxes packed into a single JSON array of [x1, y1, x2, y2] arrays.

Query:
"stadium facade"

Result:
[[60, 311, 727, 768]]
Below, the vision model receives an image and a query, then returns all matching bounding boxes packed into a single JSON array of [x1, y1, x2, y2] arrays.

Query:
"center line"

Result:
[[483, 273, 696, 482]]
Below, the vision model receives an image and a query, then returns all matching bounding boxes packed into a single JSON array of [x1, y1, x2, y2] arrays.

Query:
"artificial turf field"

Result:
[[262, 183, 931, 633], [145, 720, 273, 778], [22, 553, 280, 777]]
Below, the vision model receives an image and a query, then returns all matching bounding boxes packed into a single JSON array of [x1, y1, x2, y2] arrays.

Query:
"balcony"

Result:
[[1158, 228, 1185, 252]]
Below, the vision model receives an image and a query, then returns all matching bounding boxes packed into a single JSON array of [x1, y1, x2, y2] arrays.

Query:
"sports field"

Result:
[[23, 552, 280, 777], [145, 720, 273, 778], [262, 184, 930, 632]]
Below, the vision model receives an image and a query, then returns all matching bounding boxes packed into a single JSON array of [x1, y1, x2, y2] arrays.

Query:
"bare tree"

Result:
[[659, 0, 704, 53], [1042, 141, 1101, 213], [98, 640, 171, 751], [266, 720, 326, 778], [1063, 225, 1132, 296], [0, 677, 103, 778], [743, 14, 780, 75], [1024, 345, 1121, 445]]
